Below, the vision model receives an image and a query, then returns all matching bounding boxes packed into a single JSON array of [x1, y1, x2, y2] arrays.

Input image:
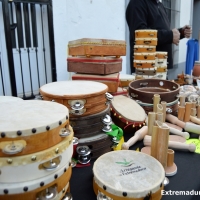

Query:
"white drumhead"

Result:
[[111, 95, 146, 122], [40, 81, 108, 97], [119, 74, 135, 81], [0, 96, 23, 102], [0, 100, 69, 137], [93, 150, 165, 198]]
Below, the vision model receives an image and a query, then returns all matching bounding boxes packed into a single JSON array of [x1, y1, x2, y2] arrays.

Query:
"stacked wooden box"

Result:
[[67, 38, 127, 95]]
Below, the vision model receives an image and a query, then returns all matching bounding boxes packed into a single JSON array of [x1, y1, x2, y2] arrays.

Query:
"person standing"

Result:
[[126, 0, 192, 74]]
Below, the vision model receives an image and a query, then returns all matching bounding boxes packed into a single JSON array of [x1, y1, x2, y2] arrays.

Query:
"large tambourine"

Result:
[[129, 79, 180, 104]]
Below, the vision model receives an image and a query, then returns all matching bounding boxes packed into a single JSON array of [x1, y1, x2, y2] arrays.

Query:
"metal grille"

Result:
[[0, 0, 56, 99]]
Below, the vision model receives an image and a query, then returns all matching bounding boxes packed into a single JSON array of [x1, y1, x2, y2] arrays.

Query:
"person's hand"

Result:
[[182, 25, 192, 38], [172, 28, 180, 45]]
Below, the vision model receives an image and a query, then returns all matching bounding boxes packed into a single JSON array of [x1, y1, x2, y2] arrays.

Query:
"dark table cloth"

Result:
[[70, 132, 200, 200]]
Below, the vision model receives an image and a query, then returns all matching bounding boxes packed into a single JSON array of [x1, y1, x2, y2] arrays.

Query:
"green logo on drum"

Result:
[[116, 159, 134, 167]]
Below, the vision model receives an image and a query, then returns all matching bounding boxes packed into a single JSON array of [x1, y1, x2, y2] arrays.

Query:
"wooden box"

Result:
[[67, 56, 122, 75], [68, 38, 126, 57], [72, 73, 120, 93]]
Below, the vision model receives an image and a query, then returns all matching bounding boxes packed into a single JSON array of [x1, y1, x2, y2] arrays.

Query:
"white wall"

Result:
[[53, 0, 126, 81]]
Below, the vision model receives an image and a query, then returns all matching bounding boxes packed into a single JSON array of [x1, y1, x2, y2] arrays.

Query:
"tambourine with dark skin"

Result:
[[129, 79, 180, 104]]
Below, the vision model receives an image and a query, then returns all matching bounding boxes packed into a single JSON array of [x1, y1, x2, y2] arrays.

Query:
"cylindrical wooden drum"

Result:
[[119, 74, 135, 87], [78, 133, 113, 159], [135, 38, 158, 46], [70, 106, 110, 138], [156, 51, 168, 59], [134, 53, 156, 60], [135, 30, 158, 38], [134, 60, 155, 68], [40, 81, 109, 117], [129, 79, 180, 104], [93, 150, 165, 200], [134, 45, 156, 53], [135, 68, 157, 76], [0, 100, 70, 157], [110, 95, 146, 134]]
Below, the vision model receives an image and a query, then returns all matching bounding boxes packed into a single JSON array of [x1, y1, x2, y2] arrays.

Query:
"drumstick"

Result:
[[166, 114, 200, 134], [163, 123, 190, 139], [122, 126, 148, 150], [144, 135, 196, 152]]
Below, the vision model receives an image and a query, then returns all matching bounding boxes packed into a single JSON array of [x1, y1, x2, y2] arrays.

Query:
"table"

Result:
[[70, 132, 200, 200]]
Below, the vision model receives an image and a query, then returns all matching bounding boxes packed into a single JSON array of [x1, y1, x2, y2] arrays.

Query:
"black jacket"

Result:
[[126, 0, 184, 73]]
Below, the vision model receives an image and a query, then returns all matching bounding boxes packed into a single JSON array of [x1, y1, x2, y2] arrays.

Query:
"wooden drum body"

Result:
[[93, 150, 165, 200], [0, 100, 70, 157], [68, 38, 126, 57], [119, 74, 135, 88], [135, 38, 158, 46], [67, 56, 122, 75], [110, 95, 146, 134], [134, 60, 155, 68], [135, 30, 158, 38], [129, 79, 180, 104], [40, 81, 109, 117], [134, 53, 156, 61], [134, 45, 156, 53]]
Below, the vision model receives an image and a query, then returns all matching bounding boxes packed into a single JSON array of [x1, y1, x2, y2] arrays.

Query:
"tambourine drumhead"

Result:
[[93, 150, 165, 199], [111, 95, 146, 123], [40, 80, 108, 99], [0, 100, 68, 136], [0, 96, 23, 102]]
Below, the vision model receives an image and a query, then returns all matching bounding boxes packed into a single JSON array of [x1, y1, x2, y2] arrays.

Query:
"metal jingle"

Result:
[[112, 137, 120, 144], [76, 146, 91, 156], [42, 158, 60, 170], [101, 114, 112, 125], [71, 101, 84, 110], [163, 177, 169, 186], [73, 137, 79, 145], [38, 187, 58, 200], [166, 108, 172, 114], [2, 142, 24, 155], [62, 192, 73, 200], [105, 92, 113, 101], [102, 125, 112, 133], [71, 159, 76, 168], [97, 191, 113, 200], [77, 154, 91, 165], [70, 108, 85, 115], [59, 128, 71, 137]]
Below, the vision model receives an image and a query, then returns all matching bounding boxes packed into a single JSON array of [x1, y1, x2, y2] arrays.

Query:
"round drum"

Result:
[[135, 68, 157, 76], [0, 100, 70, 157], [119, 74, 135, 87], [0, 165, 72, 200], [134, 60, 155, 68], [135, 38, 158, 46], [0, 96, 23, 102], [40, 81, 109, 117], [110, 95, 146, 134], [93, 150, 165, 200], [0, 129, 73, 183], [134, 52, 156, 60], [156, 51, 168, 59], [155, 59, 168, 68], [135, 30, 157, 38], [129, 79, 180, 103], [134, 45, 156, 53]]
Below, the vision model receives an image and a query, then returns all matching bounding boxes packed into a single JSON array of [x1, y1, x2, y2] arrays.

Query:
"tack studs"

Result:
[[31, 156, 37, 161], [32, 128, 36, 133], [7, 159, 12, 164], [17, 130, 22, 136], [55, 148, 59, 154], [1, 132, 6, 138]]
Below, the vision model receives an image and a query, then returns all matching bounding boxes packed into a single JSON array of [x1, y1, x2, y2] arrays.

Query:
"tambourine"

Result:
[[119, 74, 135, 87], [0, 100, 70, 157], [134, 45, 156, 53], [155, 59, 168, 68], [0, 133, 73, 183], [110, 95, 146, 134], [135, 38, 158, 46], [134, 52, 156, 60], [135, 29, 158, 38], [129, 79, 180, 103], [40, 80, 111, 116], [0, 165, 72, 200], [77, 133, 113, 159], [93, 150, 165, 200], [134, 60, 155, 68], [135, 68, 157, 76], [156, 51, 168, 59], [68, 38, 126, 57]]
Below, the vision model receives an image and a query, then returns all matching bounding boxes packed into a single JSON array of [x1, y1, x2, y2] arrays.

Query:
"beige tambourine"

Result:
[[119, 74, 135, 87], [134, 52, 156, 60], [134, 45, 156, 53], [135, 30, 158, 38], [134, 60, 155, 68], [93, 150, 165, 200], [155, 59, 168, 68], [0, 165, 72, 200], [156, 51, 168, 59], [40, 80, 110, 117], [135, 38, 158, 46], [0, 100, 70, 157], [0, 132, 73, 183]]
